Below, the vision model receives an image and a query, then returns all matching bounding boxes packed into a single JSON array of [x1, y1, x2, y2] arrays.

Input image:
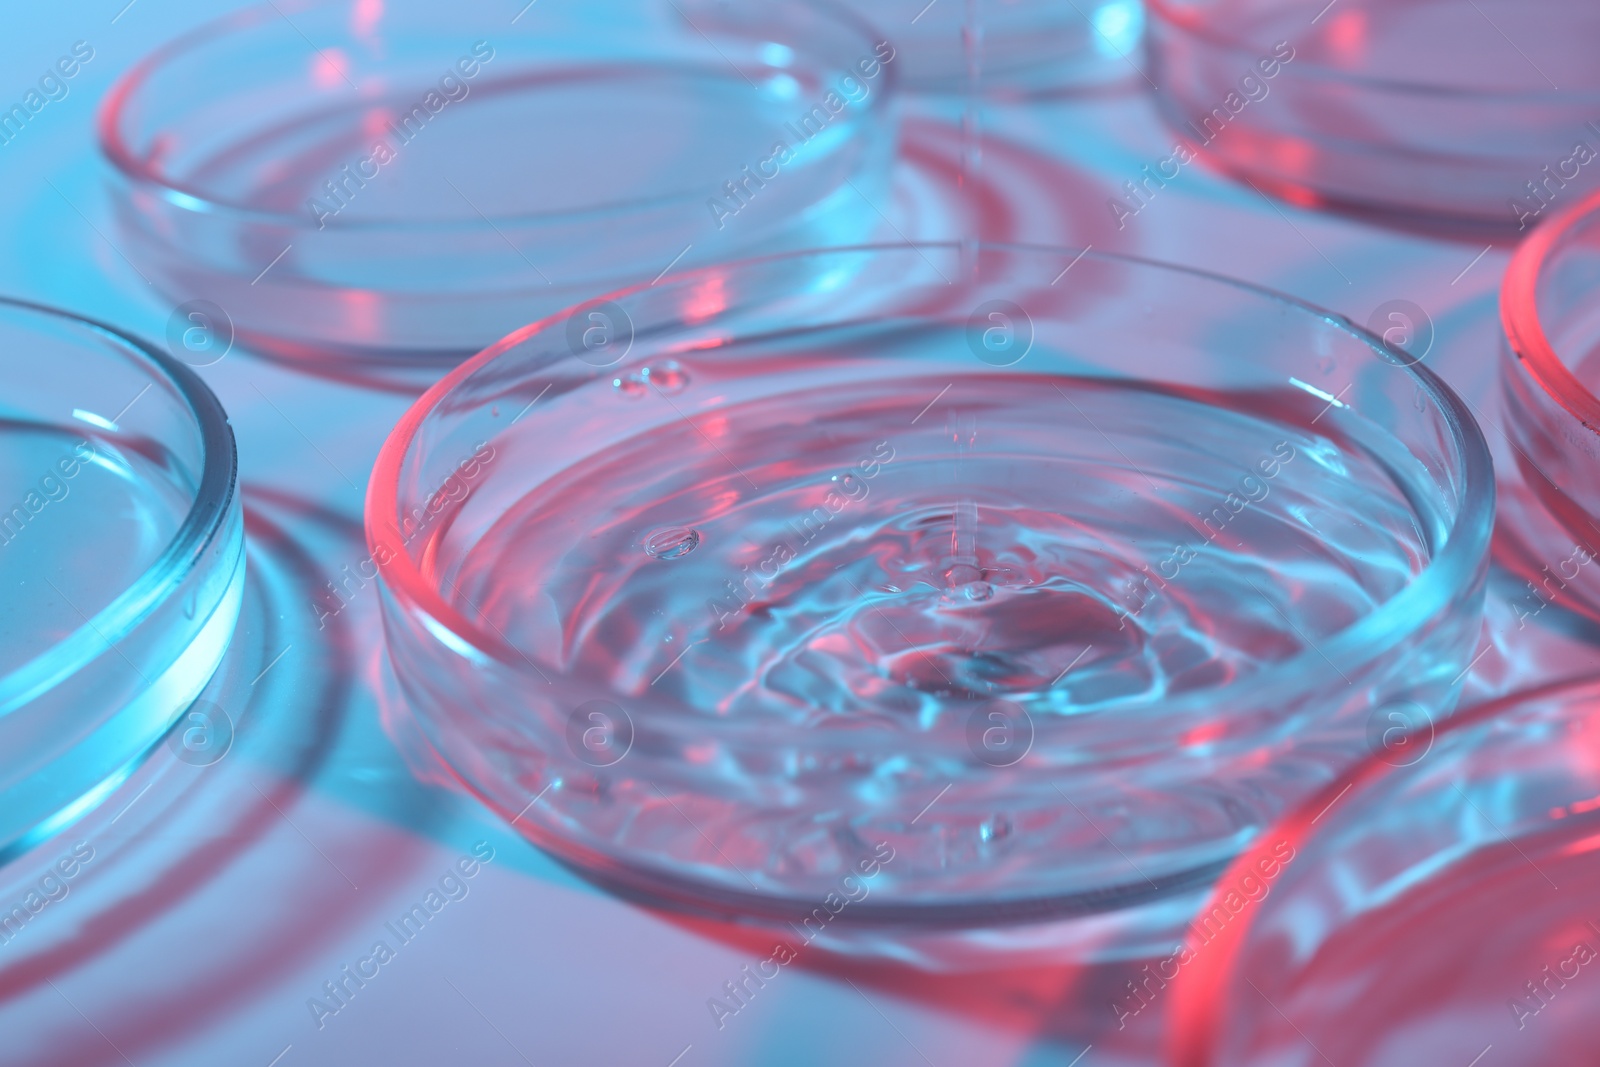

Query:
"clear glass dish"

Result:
[[1167, 675, 1600, 1066], [0, 298, 244, 865], [1502, 186, 1600, 621], [368, 243, 1493, 923], [0, 489, 393, 1060], [857, 0, 1144, 94], [1147, 0, 1600, 234], [100, 0, 898, 367]]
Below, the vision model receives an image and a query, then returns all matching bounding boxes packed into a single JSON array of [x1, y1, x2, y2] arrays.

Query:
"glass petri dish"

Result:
[[0, 298, 244, 865], [368, 243, 1493, 923], [100, 0, 898, 367], [855, 0, 1145, 94], [1502, 186, 1600, 621], [1167, 675, 1600, 1066], [1146, 0, 1600, 234]]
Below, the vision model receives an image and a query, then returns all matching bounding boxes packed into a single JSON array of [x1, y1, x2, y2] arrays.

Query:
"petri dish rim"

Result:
[[97, 0, 899, 232], [1162, 672, 1600, 1066], [1502, 185, 1600, 435], [0, 296, 238, 717], [1144, 0, 1600, 104], [365, 240, 1495, 730]]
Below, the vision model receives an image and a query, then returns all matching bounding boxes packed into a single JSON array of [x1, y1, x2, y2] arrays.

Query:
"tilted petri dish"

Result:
[[1502, 186, 1600, 619], [100, 0, 898, 366], [0, 298, 244, 865], [1146, 0, 1600, 234], [853, 0, 1145, 94], [1167, 675, 1600, 1066], [367, 243, 1493, 923]]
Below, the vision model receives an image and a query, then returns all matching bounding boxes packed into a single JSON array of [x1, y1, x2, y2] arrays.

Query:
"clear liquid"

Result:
[[196, 65, 800, 220], [180, 59, 877, 290], [0, 421, 190, 677], [455, 370, 1436, 728]]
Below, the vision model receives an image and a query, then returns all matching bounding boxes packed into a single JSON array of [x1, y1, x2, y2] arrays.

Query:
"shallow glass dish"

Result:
[[0, 298, 244, 865], [101, 0, 897, 366], [1167, 675, 1600, 1066], [368, 243, 1492, 923], [1147, 0, 1600, 234], [857, 0, 1144, 94], [1502, 186, 1600, 620]]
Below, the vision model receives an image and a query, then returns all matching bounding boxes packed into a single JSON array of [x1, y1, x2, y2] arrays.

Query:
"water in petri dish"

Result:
[[0, 420, 190, 677], [455, 359, 1437, 729], [194, 68, 787, 219], [176, 60, 859, 288]]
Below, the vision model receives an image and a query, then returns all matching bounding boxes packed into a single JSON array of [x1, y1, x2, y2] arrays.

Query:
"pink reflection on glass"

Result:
[[682, 273, 728, 326], [352, 0, 383, 39], [1325, 9, 1368, 65], [311, 48, 350, 90]]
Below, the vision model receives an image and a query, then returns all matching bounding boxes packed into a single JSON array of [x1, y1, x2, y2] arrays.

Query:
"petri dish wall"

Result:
[[1167, 675, 1600, 1066], [0, 299, 243, 865], [101, 0, 898, 365], [1147, 0, 1600, 233], [1502, 185, 1600, 623], [367, 243, 1493, 924]]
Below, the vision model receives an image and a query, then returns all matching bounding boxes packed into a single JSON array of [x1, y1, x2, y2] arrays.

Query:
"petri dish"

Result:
[[854, 0, 1145, 94], [367, 243, 1493, 923], [1502, 186, 1600, 621], [1167, 675, 1600, 1066], [100, 0, 898, 367], [0, 298, 244, 865], [1146, 0, 1600, 234]]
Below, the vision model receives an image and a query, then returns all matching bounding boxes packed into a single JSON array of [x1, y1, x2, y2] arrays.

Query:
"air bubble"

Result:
[[649, 361, 689, 394], [644, 526, 702, 560], [980, 814, 1012, 842]]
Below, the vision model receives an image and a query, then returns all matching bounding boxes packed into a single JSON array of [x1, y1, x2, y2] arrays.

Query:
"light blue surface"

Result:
[[0, 3, 1585, 1066]]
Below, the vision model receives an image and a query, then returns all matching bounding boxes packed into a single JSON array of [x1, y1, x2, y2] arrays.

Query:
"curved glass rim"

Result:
[[366, 240, 1495, 725], [1163, 672, 1600, 1066], [1145, 0, 1600, 104], [0, 296, 238, 718], [97, 0, 897, 231], [1502, 186, 1600, 432]]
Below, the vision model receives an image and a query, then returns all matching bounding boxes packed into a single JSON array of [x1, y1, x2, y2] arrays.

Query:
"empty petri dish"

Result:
[[0, 298, 244, 865], [855, 0, 1145, 94], [101, 0, 898, 366], [1502, 186, 1600, 620], [1146, 0, 1600, 233], [368, 243, 1493, 923], [1167, 675, 1600, 1066]]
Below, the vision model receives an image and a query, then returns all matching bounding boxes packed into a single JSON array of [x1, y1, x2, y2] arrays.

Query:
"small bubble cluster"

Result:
[[613, 360, 690, 397]]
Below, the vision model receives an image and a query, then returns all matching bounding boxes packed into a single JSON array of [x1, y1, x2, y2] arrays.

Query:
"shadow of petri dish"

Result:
[[99, 0, 901, 369], [0, 297, 244, 865], [365, 242, 1495, 927]]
